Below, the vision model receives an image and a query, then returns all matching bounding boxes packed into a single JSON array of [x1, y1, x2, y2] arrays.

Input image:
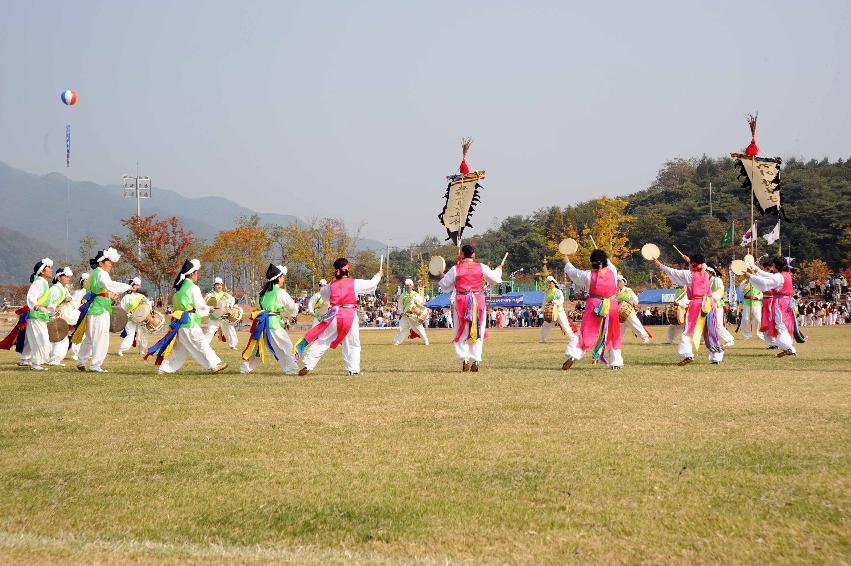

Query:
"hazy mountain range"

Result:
[[0, 161, 384, 284]]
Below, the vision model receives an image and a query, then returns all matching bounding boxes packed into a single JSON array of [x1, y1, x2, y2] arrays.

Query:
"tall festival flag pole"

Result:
[[61, 90, 78, 263], [438, 138, 485, 257]]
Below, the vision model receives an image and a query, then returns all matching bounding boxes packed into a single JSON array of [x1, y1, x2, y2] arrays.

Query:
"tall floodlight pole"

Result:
[[122, 166, 152, 257]]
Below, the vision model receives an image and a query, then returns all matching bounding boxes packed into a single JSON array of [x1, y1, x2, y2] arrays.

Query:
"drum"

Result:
[[618, 301, 635, 323], [428, 256, 446, 277], [131, 301, 152, 323], [143, 310, 166, 333], [665, 303, 685, 325], [558, 238, 578, 255], [543, 302, 556, 323], [221, 305, 244, 325], [58, 303, 80, 325], [47, 318, 69, 343], [641, 243, 661, 261], [110, 307, 128, 333], [730, 259, 748, 276]]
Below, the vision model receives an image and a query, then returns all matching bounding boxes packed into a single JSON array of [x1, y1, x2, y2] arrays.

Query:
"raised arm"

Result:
[[438, 266, 456, 293], [563, 261, 591, 290], [658, 264, 692, 288], [482, 264, 503, 285], [354, 273, 382, 295]]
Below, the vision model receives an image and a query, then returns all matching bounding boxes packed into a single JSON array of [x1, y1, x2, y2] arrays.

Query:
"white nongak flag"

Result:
[[438, 170, 485, 245], [735, 156, 786, 219]]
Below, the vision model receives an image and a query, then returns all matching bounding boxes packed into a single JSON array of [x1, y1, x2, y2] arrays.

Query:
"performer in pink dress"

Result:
[[293, 258, 382, 376], [748, 256, 806, 357], [438, 244, 503, 372], [562, 249, 623, 370], [654, 253, 724, 365]]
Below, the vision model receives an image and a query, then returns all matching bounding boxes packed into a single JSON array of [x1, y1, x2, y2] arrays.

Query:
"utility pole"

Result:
[[122, 164, 151, 257]]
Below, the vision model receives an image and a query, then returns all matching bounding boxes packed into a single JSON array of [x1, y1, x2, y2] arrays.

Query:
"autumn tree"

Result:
[[281, 217, 353, 283], [110, 215, 196, 303], [203, 216, 272, 300], [798, 259, 832, 287]]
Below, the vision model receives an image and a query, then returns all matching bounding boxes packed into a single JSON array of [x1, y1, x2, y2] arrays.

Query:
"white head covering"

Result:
[[319, 278, 328, 286], [79, 272, 90, 285], [174, 258, 201, 288], [130, 277, 141, 286], [53, 266, 73, 283], [214, 277, 223, 285], [95, 247, 120, 263], [266, 265, 287, 281], [546, 275, 557, 283], [705, 266, 717, 275], [617, 275, 627, 284], [404, 278, 414, 286], [35, 258, 54, 276]]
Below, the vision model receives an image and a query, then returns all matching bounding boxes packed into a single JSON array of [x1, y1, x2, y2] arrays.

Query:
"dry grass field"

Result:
[[0, 326, 849, 564]]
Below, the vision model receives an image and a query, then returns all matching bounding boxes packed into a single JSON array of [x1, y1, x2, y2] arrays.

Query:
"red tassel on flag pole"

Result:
[[459, 137, 472, 174], [745, 112, 759, 157]]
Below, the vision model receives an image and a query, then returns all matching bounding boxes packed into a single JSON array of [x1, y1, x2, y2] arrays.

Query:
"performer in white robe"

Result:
[[240, 264, 300, 375], [307, 279, 329, 328], [747, 257, 800, 357], [294, 258, 382, 376], [150, 259, 228, 374], [73, 248, 132, 373], [655, 254, 724, 364], [663, 286, 689, 344], [437, 245, 503, 371], [23, 259, 55, 371], [539, 276, 575, 343], [738, 278, 764, 340], [394, 279, 429, 346], [204, 277, 238, 349], [707, 266, 735, 347], [616, 275, 650, 344], [68, 273, 88, 362], [47, 266, 74, 366], [117, 277, 151, 356]]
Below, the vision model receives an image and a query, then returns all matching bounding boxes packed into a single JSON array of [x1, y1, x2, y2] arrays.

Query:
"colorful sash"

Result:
[[690, 296, 723, 353], [0, 307, 30, 352], [789, 299, 808, 344], [241, 311, 280, 363], [590, 294, 614, 363], [292, 305, 355, 361], [70, 291, 110, 345], [145, 309, 195, 366], [452, 292, 486, 344]]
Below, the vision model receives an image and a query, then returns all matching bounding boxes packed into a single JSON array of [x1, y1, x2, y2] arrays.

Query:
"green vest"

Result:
[[173, 279, 200, 328], [400, 290, 419, 312], [86, 268, 112, 316], [710, 277, 725, 306], [50, 283, 68, 307], [545, 287, 562, 304], [260, 288, 284, 330], [616, 288, 633, 303], [742, 283, 762, 305], [125, 292, 144, 313], [209, 290, 226, 320], [28, 279, 52, 321]]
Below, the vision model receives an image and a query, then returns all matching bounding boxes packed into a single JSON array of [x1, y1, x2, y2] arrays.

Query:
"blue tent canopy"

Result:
[[424, 291, 546, 309], [636, 288, 744, 304]]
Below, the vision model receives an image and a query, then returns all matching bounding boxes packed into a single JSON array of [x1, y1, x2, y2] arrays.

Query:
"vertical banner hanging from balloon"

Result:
[[65, 124, 71, 167]]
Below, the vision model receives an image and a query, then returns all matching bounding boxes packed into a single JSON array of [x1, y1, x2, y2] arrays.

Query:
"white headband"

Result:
[[214, 277, 223, 285], [130, 277, 141, 286], [404, 279, 414, 286], [57, 266, 73, 278], [319, 278, 328, 286], [36, 258, 54, 275], [267, 265, 287, 281], [178, 259, 201, 283], [96, 247, 120, 263]]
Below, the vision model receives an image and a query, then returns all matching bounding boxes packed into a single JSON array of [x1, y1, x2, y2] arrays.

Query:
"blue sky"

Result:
[[1, 0, 849, 244]]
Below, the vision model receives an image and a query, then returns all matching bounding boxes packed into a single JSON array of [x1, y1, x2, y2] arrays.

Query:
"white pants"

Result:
[[621, 312, 650, 343], [300, 319, 362, 373], [241, 327, 299, 375], [49, 336, 70, 364], [740, 302, 764, 340], [395, 316, 428, 345], [118, 321, 149, 355], [450, 308, 486, 362], [24, 318, 50, 367], [205, 318, 238, 348], [539, 311, 575, 343], [676, 310, 725, 363], [715, 307, 735, 345], [768, 303, 796, 354], [76, 312, 111, 370], [159, 326, 222, 373], [564, 332, 623, 368], [663, 325, 681, 344]]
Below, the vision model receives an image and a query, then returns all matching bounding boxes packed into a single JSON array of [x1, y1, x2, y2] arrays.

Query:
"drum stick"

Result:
[[500, 252, 508, 267], [589, 235, 598, 249], [672, 244, 686, 259], [379, 255, 384, 272]]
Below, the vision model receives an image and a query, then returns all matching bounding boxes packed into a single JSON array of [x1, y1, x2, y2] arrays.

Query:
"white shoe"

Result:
[[31, 365, 48, 372], [90, 367, 108, 373], [239, 366, 253, 374], [17, 361, 31, 367], [47, 362, 65, 367], [117, 351, 124, 357]]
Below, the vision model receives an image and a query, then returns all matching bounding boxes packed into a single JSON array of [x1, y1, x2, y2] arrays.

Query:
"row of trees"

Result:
[[79, 155, 850, 302]]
